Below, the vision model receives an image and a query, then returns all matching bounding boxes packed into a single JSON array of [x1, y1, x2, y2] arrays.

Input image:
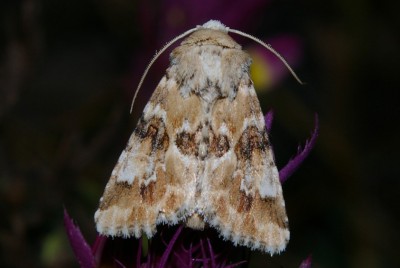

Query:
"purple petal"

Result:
[[189, 243, 194, 267], [158, 225, 184, 268], [91, 235, 106, 265], [171, 235, 195, 267], [264, 110, 274, 133], [199, 239, 209, 268], [299, 255, 312, 268], [63, 209, 96, 268], [207, 238, 216, 268], [136, 237, 142, 268], [279, 114, 319, 183], [173, 241, 197, 267]]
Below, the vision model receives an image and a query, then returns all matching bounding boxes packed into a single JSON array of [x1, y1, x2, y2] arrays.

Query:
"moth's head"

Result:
[[200, 20, 229, 32]]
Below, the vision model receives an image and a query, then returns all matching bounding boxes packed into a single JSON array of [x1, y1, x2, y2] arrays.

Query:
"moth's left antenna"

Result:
[[130, 28, 198, 114]]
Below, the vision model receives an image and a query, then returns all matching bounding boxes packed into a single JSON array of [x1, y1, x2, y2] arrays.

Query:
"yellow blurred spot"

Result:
[[249, 50, 272, 93], [41, 228, 66, 265]]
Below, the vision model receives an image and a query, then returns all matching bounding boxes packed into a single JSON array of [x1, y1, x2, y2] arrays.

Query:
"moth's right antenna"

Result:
[[130, 27, 198, 114], [228, 28, 304, 85]]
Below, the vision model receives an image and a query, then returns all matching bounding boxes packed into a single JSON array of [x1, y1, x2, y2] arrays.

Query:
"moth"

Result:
[[95, 20, 301, 255]]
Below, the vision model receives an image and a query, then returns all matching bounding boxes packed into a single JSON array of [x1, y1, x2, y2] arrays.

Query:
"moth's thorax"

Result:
[[168, 29, 252, 103], [181, 29, 241, 48]]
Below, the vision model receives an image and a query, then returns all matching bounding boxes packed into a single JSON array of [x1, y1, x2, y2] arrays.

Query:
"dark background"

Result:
[[1, 0, 399, 267]]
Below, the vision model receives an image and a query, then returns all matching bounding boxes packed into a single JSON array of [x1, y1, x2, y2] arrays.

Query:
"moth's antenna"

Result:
[[228, 28, 304, 85], [130, 28, 198, 114]]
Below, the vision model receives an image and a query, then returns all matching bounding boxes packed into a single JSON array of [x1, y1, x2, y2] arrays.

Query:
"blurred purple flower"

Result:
[[140, 0, 269, 43]]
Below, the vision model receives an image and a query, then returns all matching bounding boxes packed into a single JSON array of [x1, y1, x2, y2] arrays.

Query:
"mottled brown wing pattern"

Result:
[[199, 80, 289, 254], [95, 77, 200, 238]]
